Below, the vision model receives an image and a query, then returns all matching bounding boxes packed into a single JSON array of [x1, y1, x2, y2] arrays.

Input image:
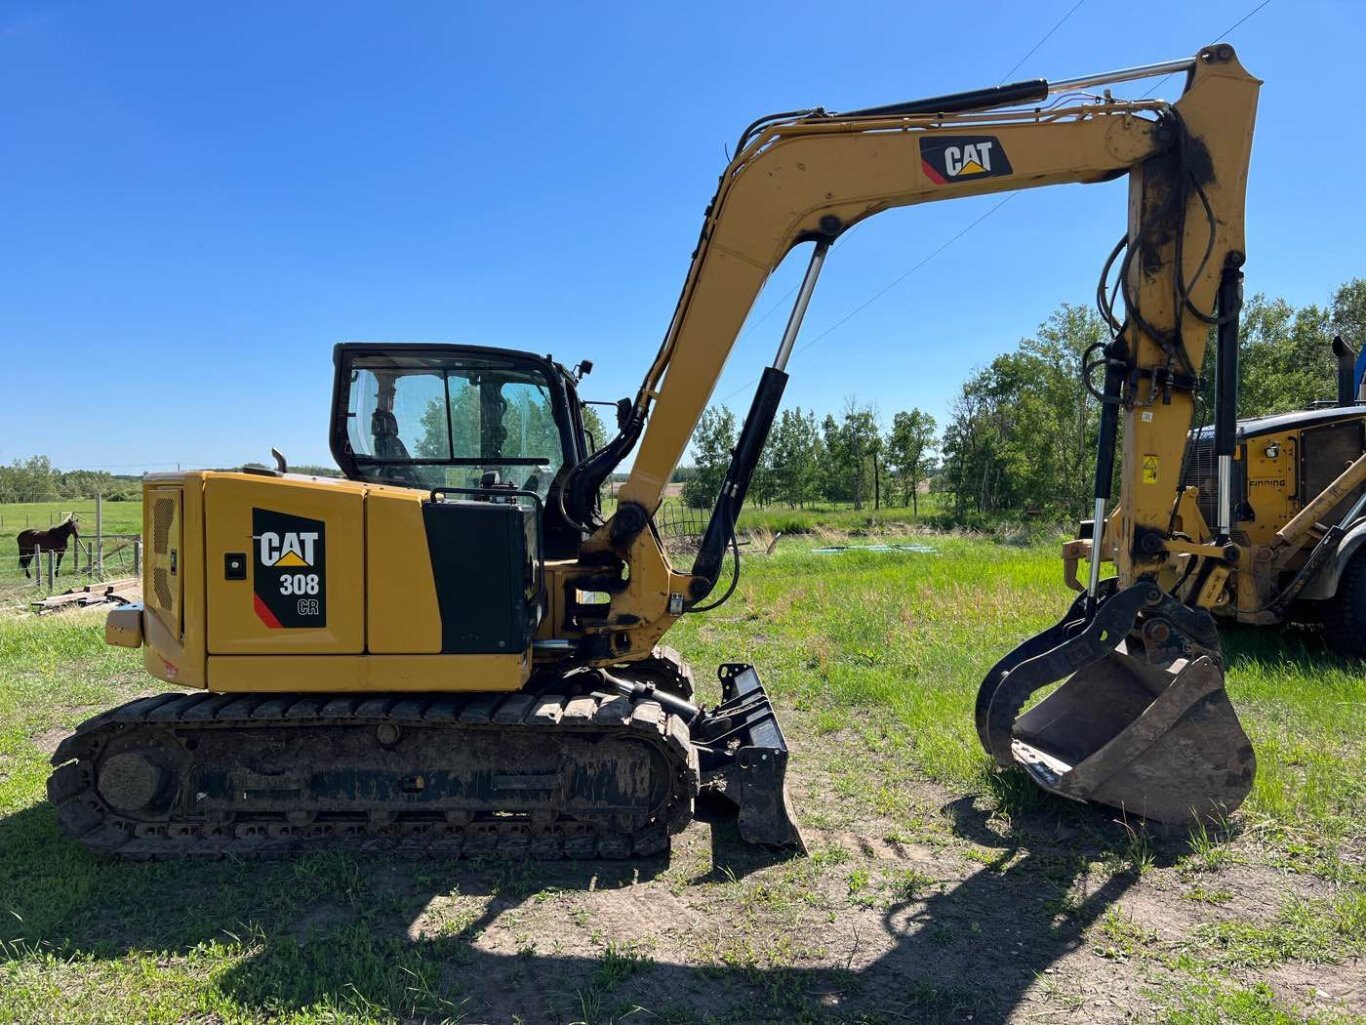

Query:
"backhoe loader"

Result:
[[1063, 335, 1366, 654], [54, 44, 1267, 858]]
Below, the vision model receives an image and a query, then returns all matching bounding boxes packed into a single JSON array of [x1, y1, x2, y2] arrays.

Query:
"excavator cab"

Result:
[[327, 342, 806, 849], [329, 342, 596, 558]]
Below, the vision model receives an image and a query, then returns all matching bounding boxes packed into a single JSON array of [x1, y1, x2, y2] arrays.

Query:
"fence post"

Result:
[[95, 492, 104, 580], [46, 549, 55, 591], [133, 540, 142, 577]]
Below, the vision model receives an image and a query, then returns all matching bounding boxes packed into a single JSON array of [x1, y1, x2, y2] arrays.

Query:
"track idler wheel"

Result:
[[976, 580, 1255, 825]]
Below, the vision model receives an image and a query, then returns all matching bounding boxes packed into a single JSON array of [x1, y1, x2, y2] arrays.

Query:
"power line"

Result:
[[999, 0, 1088, 84], [719, 1, 1088, 403], [1141, 0, 1272, 97]]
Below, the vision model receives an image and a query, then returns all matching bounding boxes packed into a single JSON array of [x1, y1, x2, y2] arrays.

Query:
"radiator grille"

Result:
[[152, 496, 175, 554], [153, 568, 173, 610], [145, 488, 182, 636], [1180, 437, 1219, 531]]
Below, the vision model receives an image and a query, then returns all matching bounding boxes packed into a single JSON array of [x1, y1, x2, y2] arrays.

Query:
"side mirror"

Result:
[[615, 398, 632, 431]]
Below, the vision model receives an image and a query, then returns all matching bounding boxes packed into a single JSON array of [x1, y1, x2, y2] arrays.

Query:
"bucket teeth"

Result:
[[977, 582, 1255, 826]]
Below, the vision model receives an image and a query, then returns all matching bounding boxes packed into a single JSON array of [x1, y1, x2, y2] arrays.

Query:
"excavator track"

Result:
[[48, 689, 698, 860]]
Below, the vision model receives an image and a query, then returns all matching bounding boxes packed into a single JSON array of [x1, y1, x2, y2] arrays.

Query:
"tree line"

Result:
[[682, 400, 937, 513], [684, 278, 1366, 524], [0, 455, 342, 503], [0, 456, 142, 503]]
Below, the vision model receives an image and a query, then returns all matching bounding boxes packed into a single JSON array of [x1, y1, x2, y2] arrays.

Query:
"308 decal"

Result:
[[251, 508, 327, 628], [278, 573, 320, 596]]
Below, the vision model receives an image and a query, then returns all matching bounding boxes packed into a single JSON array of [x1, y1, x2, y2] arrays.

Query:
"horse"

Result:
[[18, 515, 79, 578]]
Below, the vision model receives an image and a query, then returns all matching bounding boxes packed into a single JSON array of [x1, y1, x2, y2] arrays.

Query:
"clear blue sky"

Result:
[[2, 0, 1362, 472]]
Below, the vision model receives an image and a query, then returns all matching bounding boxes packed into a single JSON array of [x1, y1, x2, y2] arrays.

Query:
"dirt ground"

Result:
[[224, 768, 1361, 1024]]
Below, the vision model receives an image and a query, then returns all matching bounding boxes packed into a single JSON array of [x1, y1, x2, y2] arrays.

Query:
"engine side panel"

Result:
[[132, 472, 531, 693], [206, 474, 365, 655], [366, 490, 443, 653]]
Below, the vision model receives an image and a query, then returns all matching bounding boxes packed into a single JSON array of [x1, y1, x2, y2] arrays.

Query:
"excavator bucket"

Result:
[[976, 582, 1255, 825]]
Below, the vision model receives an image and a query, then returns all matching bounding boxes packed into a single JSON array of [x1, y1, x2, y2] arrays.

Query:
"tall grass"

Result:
[[670, 536, 1366, 838]]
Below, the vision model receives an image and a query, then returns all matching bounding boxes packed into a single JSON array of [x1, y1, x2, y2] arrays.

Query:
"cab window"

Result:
[[344, 355, 566, 499]]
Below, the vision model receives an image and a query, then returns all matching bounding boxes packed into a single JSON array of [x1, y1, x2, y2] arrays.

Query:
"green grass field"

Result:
[[1, 534, 1362, 1023], [0, 500, 143, 537]]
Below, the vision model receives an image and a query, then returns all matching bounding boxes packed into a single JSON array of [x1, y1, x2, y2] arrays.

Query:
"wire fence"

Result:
[[1, 493, 144, 599], [6, 537, 143, 594], [652, 502, 709, 557]]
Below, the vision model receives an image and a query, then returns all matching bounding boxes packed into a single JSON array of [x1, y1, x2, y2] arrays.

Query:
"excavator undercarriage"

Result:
[[50, 655, 801, 859]]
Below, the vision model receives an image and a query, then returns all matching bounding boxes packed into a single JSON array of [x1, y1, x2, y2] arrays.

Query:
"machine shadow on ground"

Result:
[[0, 792, 1187, 1024]]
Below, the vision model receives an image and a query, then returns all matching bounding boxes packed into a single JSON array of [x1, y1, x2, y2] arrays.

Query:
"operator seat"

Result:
[[371, 410, 411, 461], [371, 409, 422, 485]]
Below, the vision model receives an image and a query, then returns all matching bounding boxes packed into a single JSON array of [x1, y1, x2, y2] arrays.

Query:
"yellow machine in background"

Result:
[[1065, 336, 1366, 650], [54, 45, 1288, 859]]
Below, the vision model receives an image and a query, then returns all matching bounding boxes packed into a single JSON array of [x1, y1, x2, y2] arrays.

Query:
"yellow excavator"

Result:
[[54, 44, 1278, 858]]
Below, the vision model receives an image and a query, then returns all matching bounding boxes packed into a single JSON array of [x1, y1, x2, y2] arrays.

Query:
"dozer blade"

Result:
[[976, 581, 1255, 825], [692, 664, 807, 851]]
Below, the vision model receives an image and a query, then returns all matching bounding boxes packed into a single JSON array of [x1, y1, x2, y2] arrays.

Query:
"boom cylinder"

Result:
[[773, 242, 829, 371], [691, 242, 828, 596], [840, 55, 1198, 121]]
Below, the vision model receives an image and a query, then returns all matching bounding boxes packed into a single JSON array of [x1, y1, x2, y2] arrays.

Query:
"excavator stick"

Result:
[[976, 582, 1255, 825]]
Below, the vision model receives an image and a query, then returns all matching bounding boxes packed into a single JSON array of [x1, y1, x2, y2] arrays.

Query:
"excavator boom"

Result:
[[572, 43, 1260, 824]]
